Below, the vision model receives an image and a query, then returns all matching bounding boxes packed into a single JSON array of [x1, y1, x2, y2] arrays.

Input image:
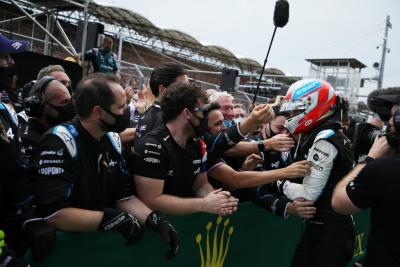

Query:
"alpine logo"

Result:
[[271, 161, 280, 168], [12, 42, 23, 50], [108, 159, 117, 167]]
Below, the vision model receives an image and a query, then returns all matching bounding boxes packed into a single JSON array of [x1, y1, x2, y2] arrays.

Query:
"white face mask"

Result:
[[233, 117, 243, 124]]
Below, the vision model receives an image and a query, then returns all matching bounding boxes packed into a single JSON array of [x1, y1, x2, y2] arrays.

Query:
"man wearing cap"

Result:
[[0, 33, 31, 266], [332, 91, 400, 267], [0, 33, 28, 107]]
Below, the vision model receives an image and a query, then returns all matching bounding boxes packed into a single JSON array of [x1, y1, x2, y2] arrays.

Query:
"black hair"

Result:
[[161, 82, 206, 122], [73, 73, 119, 119], [150, 62, 187, 97], [206, 102, 221, 113], [368, 87, 400, 121]]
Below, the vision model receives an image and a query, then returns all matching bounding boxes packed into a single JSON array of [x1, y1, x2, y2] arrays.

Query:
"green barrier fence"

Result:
[[26, 202, 370, 267]]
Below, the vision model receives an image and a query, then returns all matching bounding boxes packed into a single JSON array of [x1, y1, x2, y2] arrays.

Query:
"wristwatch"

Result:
[[257, 141, 266, 153], [359, 156, 375, 164]]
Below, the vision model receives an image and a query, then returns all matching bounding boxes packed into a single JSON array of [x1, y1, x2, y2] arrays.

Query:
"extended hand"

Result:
[[287, 198, 316, 219], [265, 134, 295, 152], [283, 160, 310, 178], [241, 154, 263, 171]]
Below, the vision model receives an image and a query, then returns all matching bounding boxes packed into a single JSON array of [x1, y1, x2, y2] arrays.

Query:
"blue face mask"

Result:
[[223, 119, 233, 128], [233, 117, 243, 125]]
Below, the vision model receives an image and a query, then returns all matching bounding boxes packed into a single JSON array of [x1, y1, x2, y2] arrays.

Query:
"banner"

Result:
[[26, 202, 370, 266]]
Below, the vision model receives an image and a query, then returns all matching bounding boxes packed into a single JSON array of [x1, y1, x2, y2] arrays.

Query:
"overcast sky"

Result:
[[97, 0, 399, 95]]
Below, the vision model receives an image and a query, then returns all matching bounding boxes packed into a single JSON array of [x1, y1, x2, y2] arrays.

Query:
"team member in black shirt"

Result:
[[135, 62, 188, 141], [134, 82, 238, 215], [20, 76, 75, 159], [31, 73, 179, 259], [333, 94, 400, 267]]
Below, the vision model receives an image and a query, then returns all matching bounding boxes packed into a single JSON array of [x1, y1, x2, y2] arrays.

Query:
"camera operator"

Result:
[[332, 93, 400, 267], [346, 87, 400, 163]]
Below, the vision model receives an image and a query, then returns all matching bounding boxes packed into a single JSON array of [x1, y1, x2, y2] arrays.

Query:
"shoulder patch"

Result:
[[0, 102, 18, 126], [106, 132, 122, 155], [51, 125, 78, 159], [199, 139, 208, 162], [315, 129, 335, 142], [17, 111, 30, 123]]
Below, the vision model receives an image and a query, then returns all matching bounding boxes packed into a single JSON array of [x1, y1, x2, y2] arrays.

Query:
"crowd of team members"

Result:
[[1, 54, 400, 266]]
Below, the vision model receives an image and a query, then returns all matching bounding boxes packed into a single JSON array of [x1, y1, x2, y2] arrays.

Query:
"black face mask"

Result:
[[46, 101, 75, 125], [0, 65, 15, 90], [66, 84, 73, 94], [188, 114, 208, 138], [100, 107, 130, 133], [268, 123, 279, 138]]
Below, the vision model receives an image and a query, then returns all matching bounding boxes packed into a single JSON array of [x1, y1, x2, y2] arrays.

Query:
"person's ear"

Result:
[[158, 85, 167, 96], [93, 105, 104, 120], [183, 107, 192, 120]]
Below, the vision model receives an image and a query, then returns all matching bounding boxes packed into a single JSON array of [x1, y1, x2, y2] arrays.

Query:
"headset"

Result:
[[393, 108, 400, 133], [24, 76, 55, 117]]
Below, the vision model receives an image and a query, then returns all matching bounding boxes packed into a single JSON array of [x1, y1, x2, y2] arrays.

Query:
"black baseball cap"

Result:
[[377, 94, 400, 104]]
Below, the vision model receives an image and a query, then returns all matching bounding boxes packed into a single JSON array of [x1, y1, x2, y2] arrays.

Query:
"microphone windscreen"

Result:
[[274, 0, 289, 28]]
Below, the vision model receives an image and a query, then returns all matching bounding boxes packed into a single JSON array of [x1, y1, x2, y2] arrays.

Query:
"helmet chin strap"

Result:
[[293, 133, 301, 159]]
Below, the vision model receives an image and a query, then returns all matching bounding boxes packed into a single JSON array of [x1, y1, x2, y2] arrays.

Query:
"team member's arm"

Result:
[[281, 140, 338, 201], [119, 127, 136, 144], [332, 136, 391, 214], [206, 104, 277, 159], [208, 160, 310, 190], [224, 134, 295, 157], [134, 137, 237, 215]]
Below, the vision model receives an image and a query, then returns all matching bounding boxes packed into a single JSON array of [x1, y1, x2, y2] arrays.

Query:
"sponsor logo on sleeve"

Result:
[[314, 147, 329, 157], [309, 161, 323, 171]]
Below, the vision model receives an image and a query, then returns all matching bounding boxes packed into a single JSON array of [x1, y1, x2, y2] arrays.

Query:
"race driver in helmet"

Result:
[[276, 79, 355, 267]]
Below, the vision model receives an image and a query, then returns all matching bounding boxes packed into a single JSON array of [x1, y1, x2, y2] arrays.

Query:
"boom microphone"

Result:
[[252, 0, 290, 107], [274, 0, 290, 28]]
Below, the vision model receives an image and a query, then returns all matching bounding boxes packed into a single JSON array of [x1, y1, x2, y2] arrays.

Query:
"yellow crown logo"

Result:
[[0, 230, 5, 256], [195, 216, 234, 267]]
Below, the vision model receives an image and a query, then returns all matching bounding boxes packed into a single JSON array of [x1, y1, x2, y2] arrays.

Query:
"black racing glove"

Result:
[[146, 211, 179, 260], [24, 219, 57, 262], [0, 230, 29, 267], [98, 208, 144, 246]]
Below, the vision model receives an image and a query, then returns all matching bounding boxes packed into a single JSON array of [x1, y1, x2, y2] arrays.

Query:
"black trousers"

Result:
[[291, 219, 356, 267]]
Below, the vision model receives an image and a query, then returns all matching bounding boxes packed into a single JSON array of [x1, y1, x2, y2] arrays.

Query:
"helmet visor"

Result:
[[279, 100, 307, 118]]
